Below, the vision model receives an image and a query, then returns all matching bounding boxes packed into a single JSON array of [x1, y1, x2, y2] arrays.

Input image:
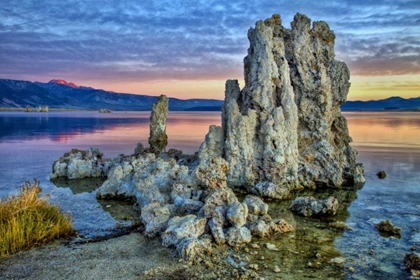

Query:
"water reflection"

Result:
[[52, 177, 139, 223], [0, 112, 149, 142], [1, 111, 420, 278], [0, 111, 220, 154], [248, 186, 362, 279], [51, 177, 106, 194]]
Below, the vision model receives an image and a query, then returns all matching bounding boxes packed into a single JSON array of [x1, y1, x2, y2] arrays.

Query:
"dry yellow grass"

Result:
[[0, 180, 74, 257]]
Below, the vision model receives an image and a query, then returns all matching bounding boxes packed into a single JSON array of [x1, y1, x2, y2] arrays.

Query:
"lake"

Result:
[[0, 111, 419, 279]]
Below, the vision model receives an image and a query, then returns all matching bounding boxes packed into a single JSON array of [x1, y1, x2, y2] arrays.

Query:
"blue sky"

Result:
[[0, 0, 419, 100]]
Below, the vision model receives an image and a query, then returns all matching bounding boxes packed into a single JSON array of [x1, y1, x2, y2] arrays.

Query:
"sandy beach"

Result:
[[0, 232, 192, 280]]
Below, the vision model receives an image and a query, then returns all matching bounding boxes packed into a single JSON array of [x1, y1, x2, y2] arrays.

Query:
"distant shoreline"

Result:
[[1, 107, 419, 113]]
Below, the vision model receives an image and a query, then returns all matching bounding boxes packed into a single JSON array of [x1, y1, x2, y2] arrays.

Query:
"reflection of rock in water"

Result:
[[51, 177, 106, 194], [97, 199, 140, 223], [51, 177, 140, 223], [251, 185, 361, 279]]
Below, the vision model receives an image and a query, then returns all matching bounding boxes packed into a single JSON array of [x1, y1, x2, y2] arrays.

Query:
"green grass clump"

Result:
[[0, 180, 74, 257]]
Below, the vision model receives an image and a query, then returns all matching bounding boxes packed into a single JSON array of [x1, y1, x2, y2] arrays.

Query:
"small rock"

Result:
[[404, 252, 420, 271], [250, 243, 260, 249], [242, 195, 268, 215], [375, 220, 401, 236], [377, 171, 386, 179], [249, 264, 259, 270], [289, 196, 339, 217], [266, 243, 279, 251], [411, 245, 418, 251], [273, 265, 281, 273], [330, 257, 344, 265], [348, 266, 355, 272]]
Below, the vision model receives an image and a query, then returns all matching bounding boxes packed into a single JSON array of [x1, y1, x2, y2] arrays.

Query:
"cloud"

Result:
[[0, 0, 419, 94]]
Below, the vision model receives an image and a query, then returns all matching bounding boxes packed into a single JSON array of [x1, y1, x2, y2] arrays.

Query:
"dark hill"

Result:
[[0, 78, 224, 111]]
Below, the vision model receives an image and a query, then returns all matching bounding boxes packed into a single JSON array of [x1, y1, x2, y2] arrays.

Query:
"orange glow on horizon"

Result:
[[348, 74, 420, 101], [55, 74, 420, 101]]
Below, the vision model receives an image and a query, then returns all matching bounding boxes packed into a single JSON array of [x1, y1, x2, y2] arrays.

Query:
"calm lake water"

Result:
[[0, 111, 419, 279]]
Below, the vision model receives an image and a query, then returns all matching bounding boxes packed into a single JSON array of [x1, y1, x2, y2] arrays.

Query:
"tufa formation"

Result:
[[51, 13, 365, 261], [200, 13, 365, 199], [148, 94, 169, 154]]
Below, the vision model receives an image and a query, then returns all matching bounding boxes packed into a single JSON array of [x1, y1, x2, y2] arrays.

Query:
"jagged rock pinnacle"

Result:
[[200, 13, 365, 198], [148, 95, 169, 154]]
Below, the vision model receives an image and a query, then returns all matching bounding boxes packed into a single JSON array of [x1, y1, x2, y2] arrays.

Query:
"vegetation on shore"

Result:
[[0, 180, 74, 257]]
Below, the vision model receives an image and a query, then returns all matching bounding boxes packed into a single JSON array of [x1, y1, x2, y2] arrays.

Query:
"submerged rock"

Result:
[[404, 252, 420, 276], [375, 220, 401, 236], [289, 196, 339, 217], [50, 147, 112, 179], [377, 170, 387, 179], [148, 95, 168, 154]]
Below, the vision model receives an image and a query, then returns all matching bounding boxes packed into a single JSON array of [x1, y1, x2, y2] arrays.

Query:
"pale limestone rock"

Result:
[[252, 181, 291, 200], [248, 218, 294, 238], [161, 215, 207, 248], [226, 202, 248, 228], [194, 156, 229, 190], [207, 13, 364, 196], [141, 202, 172, 237], [226, 226, 252, 246], [243, 195, 268, 216], [50, 147, 112, 179], [201, 188, 238, 218], [208, 215, 226, 245], [148, 95, 168, 154], [96, 153, 191, 208], [289, 196, 339, 217], [176, 236, 213, 261]]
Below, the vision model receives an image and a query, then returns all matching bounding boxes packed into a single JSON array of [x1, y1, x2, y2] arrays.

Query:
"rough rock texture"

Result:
[[377, 171, 387, 179], [248, 218, 294, 238], [200, 13, 365, 198], [404, 252, 420, 276], [96, 153, 193, 206], [161, 215, 206, 248], [226, 202, 248, 228], [375, 220, 401, 236], [148, 95, 168, 154], [243, 195, 268, 216], [225, 227, 252, 246], [289, 196, 339, 217], [141, 202, 173, 237], [50, 148, 112, 179]]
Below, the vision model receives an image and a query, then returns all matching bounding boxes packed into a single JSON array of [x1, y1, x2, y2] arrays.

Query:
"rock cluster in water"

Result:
[[50, 13, 365, 260], [50, 148, 112, 180]]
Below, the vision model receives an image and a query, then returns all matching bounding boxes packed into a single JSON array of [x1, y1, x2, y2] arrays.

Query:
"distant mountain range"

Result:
[[341, 96, 420, 111], [0, 78, 223, 111], [0, 78, 419, 111]]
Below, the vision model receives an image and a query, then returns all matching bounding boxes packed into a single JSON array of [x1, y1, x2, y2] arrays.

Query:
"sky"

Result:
[[0, 0, 419, 101]]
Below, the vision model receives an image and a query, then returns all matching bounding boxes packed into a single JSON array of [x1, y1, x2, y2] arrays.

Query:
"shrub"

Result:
[[0, 180, 74, 257]]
